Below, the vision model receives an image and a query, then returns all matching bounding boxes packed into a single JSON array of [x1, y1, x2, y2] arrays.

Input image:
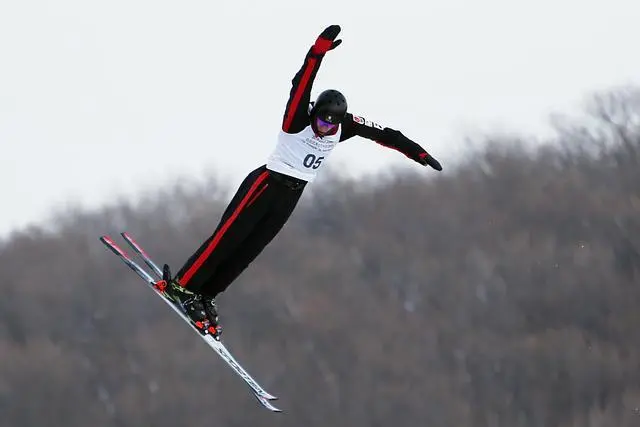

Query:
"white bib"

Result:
[[266, 124, 342, 182]]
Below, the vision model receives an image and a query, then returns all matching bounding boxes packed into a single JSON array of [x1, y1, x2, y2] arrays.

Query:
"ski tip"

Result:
[[255, 394, 283, 412], [99, 235, 114, 244], [99, 235, 131, 259]]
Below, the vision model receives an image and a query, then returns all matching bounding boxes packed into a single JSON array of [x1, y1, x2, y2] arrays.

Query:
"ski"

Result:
[[99, 234, 282, 412], [120, 231, 163, 278], [118, 232, 279, 402]]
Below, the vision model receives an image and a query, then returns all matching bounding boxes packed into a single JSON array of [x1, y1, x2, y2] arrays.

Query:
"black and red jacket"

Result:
[[281, 44, 434, 166]]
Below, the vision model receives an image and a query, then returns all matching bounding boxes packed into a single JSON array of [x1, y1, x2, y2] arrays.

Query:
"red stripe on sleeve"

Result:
[[282, 56, 317, 132]]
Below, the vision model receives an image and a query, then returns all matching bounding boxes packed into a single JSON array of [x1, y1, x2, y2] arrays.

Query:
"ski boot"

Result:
[[156, 264, 222, 339], [202, 295, 222, 340]]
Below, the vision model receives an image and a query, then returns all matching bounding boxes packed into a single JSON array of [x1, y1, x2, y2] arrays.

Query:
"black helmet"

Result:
[[311, 89, 347, 124]]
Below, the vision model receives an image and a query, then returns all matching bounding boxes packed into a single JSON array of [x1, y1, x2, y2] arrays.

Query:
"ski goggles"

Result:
[[315, 116, 338, 132]]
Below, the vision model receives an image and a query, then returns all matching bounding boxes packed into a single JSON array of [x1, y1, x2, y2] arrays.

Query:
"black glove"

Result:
[[312, 25, 342, 54], [419, 152, 442, 171]]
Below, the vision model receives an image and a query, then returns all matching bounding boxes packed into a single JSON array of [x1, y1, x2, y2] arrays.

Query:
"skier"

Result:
[[159, 25, 442, 339]]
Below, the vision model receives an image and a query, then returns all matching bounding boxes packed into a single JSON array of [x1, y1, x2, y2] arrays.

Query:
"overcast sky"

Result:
[[1, 0, 639, 236]]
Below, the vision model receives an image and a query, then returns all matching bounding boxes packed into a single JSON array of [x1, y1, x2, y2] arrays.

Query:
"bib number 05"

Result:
[[303, 154, 324, 169]]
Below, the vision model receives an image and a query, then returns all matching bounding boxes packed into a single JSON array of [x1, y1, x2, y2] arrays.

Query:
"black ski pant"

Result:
[[174, 165, 306, 297]]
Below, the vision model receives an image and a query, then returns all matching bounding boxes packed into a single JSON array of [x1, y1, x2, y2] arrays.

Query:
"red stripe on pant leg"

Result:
[[246, 183, 268, 208], [179, 170, 270, 286]]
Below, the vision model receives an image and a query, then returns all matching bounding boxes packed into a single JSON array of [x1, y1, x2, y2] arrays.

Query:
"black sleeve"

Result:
[[281, 47, 327, 134], [340, 112, 430, 164]]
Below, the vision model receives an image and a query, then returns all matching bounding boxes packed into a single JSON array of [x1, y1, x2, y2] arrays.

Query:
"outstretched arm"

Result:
[[281, 25, 342, 134], [340, 113, 443, 171]]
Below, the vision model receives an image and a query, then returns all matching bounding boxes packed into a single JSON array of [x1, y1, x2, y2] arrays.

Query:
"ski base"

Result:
[[99, 233, 282, 412]]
